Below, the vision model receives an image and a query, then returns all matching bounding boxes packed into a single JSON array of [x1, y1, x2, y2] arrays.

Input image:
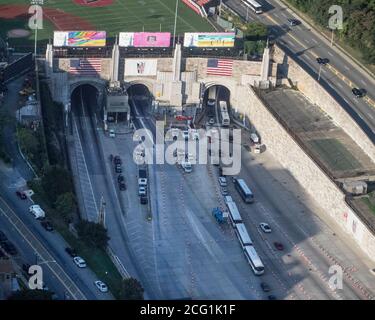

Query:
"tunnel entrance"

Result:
[[203, 85, 231, 126], [127, 83, 153, 118], [71, 84, 101, 116]]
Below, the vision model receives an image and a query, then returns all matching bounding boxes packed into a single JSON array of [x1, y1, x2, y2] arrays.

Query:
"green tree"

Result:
[[120, 278, 144, 300], [8, 289, 53, 300], [55, 192, 76, 223], [242, 22, 268, 40], [77, 221, 110, 249], [41, 165, 73, 204]]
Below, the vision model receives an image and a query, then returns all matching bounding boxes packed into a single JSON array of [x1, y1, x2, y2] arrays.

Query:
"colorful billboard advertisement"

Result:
[[119, 32, 171, 47], [183, 32, 235, 48], [53, 31, 106, 47], [124, 59, 157, 76]]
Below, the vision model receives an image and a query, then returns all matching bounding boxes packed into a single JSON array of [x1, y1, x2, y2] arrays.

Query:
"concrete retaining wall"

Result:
[[273, 45, 375, 163], [240, 86, 375, 261]]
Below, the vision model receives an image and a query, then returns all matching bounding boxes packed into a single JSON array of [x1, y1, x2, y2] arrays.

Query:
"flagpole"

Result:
[[172, 0, 179, 48]]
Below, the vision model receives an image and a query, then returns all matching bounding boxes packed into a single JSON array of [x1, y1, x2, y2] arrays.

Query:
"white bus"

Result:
[[219, 101, 230, 127], [234, 223, 253, 248], [242, 0, 263, 14], [234, 179, 254, 203], [244, 246, 265, 275], [226, 201, 243, 227]]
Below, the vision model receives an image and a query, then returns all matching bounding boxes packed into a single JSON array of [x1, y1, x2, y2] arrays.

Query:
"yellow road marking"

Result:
[[264, 13, 375, 109]]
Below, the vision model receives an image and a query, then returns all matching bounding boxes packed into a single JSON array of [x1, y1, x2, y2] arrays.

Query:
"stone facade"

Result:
[[240, 86, 375, 261]]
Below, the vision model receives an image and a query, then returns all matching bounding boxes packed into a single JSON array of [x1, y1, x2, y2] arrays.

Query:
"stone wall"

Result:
[[272, 45, 375, 163], [239, 86, 375, 261]]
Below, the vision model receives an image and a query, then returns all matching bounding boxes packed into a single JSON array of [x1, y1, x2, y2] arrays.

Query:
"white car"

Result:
[[73, 256, 87, 268], [94, 280, 108, 293], [109, 129, 116, 138], [138, 186, 147, 196], [208, 118, 215, 125], [259, 223, 272, 233], [182, 161, 192, 173], [29, 205, 45, 219], [218, 177, 227, 187]]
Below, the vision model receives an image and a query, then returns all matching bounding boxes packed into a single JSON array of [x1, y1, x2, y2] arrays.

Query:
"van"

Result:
[[29, 205, 45, 219]]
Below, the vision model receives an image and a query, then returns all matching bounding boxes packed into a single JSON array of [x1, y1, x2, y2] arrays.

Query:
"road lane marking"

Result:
[[0, 197, 86, 300], [327, 51, 334, 57], [265, 11, 375, 110]]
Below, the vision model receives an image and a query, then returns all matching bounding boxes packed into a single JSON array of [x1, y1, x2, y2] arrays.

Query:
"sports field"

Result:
[[0, 0, 213, 47]]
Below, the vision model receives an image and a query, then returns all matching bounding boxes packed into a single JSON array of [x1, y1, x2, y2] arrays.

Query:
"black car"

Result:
[[119, 181, 126, 191], [117, 174, 125, 183], [316, 57, 330, 65], [41, 220, 54, 232], [287, 18, 301, 26], [114, 156, 122, 165], [268, 295, 277, 300], [352, 87, 366, 98], [16, 190, 27, 200], [2, 242, 18, 256], [65, 247, 77, 257], [140, 195, 148, 205], [0, 231, 8, 243], [260, 282, 271, 292]]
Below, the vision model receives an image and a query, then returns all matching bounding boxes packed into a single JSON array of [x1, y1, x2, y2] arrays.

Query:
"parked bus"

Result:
[[244, 246, 265, 275], [234, 223, 253, 248], [219, 101, 230, 127], [226, 201, 242, 227], [234, 179, 254, 203], [242, 0, 263, 14]]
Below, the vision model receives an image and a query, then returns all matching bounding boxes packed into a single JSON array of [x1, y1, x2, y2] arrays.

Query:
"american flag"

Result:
[[69, 58, 101, 76], [206, 59, 233, 76]]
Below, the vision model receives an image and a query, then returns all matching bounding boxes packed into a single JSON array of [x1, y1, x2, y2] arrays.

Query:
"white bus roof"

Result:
[[235, 223, 253, 245], [226, 201, 242, 222], [244, 246, 264, 268], [237, 179, 253, 195], [245, 0, 262, 8]]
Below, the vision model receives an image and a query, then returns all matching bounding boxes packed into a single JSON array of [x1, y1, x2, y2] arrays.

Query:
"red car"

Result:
[[16, 191, 27, 200], [274, 242, 284, 251]]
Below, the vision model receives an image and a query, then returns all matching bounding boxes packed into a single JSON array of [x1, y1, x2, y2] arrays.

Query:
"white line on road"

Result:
[[336, 82, 344, 89], [327, 51, 334, 57], [312, 38, 319, 44]]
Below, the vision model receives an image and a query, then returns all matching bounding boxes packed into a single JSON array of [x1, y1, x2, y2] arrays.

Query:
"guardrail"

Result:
[[106, 246, 131, 279]]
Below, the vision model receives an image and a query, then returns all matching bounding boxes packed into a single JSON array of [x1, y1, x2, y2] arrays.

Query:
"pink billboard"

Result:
[[119, 32, 171, 47]]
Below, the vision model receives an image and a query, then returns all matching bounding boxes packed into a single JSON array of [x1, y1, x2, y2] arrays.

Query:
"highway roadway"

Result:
[[0, 78, 111, 300], [224, 0, 375, 140]]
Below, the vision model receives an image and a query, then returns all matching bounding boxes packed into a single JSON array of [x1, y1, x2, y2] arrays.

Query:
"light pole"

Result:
[[330, 29, 334, 47], [172, 0, 179, 48], [318, 64, 322, 81]]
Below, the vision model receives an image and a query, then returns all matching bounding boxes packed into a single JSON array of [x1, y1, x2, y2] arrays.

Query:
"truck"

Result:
[[138, 166, 148, 186], [212, 208, 228, 224]]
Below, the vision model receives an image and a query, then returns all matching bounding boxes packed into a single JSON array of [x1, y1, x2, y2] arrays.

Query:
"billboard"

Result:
[[183, 32, 235, 48], [124, 59, 157, 76], [119, 32, 171, 47], [53, 31, 106, 47]]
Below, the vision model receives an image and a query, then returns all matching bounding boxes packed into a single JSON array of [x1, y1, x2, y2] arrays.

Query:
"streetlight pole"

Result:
[[318, 64, 322, 81], [172, 0, 179, 48]]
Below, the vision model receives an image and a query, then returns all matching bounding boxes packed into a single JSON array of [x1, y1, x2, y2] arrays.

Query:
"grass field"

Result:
[[309, 138, 362, 172], [0, 0, 213, 48]]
